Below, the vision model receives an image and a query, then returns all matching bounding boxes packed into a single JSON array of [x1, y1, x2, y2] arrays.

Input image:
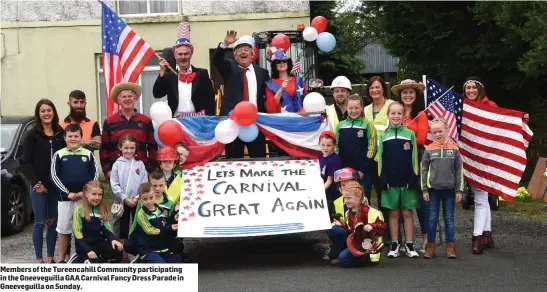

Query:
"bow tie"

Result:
[[179, 72, 196, 83]]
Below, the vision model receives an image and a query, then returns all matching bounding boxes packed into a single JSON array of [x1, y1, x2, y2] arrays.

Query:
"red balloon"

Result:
[[271, 34, 290, 52], [252, 46, 258, 62], [158, 120, 184, 147], [311, 16, 328, 33], [232, 101, 258, 126]]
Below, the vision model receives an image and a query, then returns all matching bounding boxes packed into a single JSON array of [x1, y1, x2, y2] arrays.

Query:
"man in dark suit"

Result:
[[153, 37, 216, 117], [213, 30, 270, 159]]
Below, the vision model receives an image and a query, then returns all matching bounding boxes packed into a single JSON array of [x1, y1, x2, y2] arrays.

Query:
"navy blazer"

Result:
[[212, 43, 270, 116], [152, 57, 216, 116]]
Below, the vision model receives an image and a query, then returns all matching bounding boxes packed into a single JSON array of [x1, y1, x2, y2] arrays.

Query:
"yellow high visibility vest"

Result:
[[364, 99, 394, 161], [325, 104, 339, 131], [164, 174, 183, 205]]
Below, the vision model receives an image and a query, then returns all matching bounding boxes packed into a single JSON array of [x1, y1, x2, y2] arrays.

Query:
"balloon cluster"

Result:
[[215, 102, 260, 144], [302, 16, 336, 53], [238, 35, 259, 62], [150, 102, 183, 147]]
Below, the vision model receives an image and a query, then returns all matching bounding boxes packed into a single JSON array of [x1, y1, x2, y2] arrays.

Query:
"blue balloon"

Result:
[[154, 128, 165, 147], [316, 32, 336, 52], [238, 124, 259, 143]]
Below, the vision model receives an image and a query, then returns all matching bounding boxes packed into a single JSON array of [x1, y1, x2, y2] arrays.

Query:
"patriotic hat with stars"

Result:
[[270, 49, 291, 62], [172, 22, 193, 52]]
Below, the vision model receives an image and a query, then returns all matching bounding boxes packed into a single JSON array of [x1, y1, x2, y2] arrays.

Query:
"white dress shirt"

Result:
[[176, 65, 195, 113], [220, 42, 258, 106]]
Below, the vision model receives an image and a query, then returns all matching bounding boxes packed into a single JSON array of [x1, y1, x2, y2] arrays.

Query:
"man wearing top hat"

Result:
[[153, 36, 216, 117], [213, 30, 270, 158]]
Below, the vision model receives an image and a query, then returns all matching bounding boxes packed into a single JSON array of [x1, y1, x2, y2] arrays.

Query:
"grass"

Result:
[[501, 196, 547, 221]]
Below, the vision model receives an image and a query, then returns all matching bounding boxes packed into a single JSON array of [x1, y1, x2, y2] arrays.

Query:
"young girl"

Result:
[[335, 94, 377, 203], [72, 180, 124, 263], [328, 181, 386, 267], [421, 118, 463, 259], [110, 134, 148, 242], [319, 131, 342, 220], [174, 142, 190, 175], [378, 102, 419, 258]]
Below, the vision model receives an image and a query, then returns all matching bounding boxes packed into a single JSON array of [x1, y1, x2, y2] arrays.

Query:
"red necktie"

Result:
[[179, 72, 196, 83], [242, 67, 249, 102]]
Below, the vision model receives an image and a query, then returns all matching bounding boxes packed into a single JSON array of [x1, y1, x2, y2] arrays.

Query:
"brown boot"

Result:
[[472, 236, 483, 254], [445, 242, 456, 259], [424, 243, 436, 259], [482, 231, 494, 248]]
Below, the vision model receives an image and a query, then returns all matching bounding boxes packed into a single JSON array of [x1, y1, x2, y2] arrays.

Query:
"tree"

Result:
[[310, 1, 368, 84]]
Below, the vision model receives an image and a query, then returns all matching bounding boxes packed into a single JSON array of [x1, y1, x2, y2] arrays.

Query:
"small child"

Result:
[[157, 146, 183, 205], [110, 134, 148, 242], [319, 131, 342, 221], [378, 101, 420, 259], [132, 183, 180, 263], [421, 118, 464, 259], [174, 142, 190, 176], [328, 181, 386, 267], [335, 94, 377, 203], [72, 180, 124, 263], [51, 123, 99, 263]]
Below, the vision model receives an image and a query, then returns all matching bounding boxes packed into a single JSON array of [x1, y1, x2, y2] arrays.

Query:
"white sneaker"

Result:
[[405, 243, 420, 258], [323, 254, 330, 260], [387, 242, 400, 258]]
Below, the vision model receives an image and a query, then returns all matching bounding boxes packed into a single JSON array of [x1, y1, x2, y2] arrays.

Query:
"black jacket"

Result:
[[22, 126, 66, 191], [152, 62, 216, 116], [212, 43, 270, 116]]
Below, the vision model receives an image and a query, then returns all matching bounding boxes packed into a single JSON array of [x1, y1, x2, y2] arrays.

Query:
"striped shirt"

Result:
[[100, 109, 157, 175]]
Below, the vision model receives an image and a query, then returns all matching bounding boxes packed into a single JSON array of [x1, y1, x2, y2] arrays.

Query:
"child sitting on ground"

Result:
[[72, 180, 123, 263], [328, 181, 386, 267]]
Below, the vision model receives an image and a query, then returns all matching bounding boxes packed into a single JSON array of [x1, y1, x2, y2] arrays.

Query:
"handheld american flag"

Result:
[[291, 52, 302, 74], [101, 1, 155, 116], [424, 78, 463, 142]]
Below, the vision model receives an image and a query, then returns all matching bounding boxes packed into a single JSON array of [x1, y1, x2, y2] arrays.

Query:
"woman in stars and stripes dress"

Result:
[[265, 49, 307, 114]]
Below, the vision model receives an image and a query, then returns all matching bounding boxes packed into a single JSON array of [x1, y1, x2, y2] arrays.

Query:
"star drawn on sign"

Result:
[[184, 188, 191, 192], [184, 179, 191, 183], [296, 85, 304, 96], [195, 178, 202, 182], [184, 206, 190, 210], [198, 190, 204, 194], [189, 212, 196, 217], [182, 218, 188, 222]]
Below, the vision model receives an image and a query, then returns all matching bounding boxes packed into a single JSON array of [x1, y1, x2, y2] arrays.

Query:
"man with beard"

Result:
[[325, 76, 351, 131], [213, 30, 270, 158], [59, 90, 101, 150], [153, 36, 215, 117]]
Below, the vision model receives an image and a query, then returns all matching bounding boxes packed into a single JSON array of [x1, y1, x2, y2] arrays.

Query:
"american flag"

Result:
[[459, 98, 533, 202], [101, 1, 155, 116], [291, 52, 301, 74], [424, 78, 463, 142]]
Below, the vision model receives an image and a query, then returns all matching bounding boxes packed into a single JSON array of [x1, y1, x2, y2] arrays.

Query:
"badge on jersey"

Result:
[[82, 156, 88, 162], [447, 149, 454, 156], [357, 130, 364, 138], [403, 141, 411, 150]]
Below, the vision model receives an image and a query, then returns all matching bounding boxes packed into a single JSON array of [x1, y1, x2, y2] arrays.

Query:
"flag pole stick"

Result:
[[154, 52, 178, 75]]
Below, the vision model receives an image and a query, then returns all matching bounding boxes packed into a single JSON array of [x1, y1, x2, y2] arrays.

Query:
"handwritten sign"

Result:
[[177, 159, 332, 237]]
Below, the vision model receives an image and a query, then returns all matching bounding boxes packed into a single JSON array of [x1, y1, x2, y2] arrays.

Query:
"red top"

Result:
[[403, 111, 429, 147], [480, 96, 497, 107], [265, 77, 307, 113]]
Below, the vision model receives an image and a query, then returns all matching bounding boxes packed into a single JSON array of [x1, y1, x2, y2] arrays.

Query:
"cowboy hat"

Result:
[[110, 82, 142, 103], [391, 79, 425, 96]]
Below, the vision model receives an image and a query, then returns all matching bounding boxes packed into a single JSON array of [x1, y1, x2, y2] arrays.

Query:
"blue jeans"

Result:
[[143, 252, 181, 263], [328, 226, 363, 267], [30, 188, 58, 260], [427, 189, 455, 243]]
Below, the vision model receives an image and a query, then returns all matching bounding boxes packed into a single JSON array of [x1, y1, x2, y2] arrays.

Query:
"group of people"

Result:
[[318, 75, 522, 267], [21, 28, 522, 266]]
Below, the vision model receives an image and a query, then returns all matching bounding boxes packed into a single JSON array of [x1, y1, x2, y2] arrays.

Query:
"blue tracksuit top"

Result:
[[51, 146, 99, 201]]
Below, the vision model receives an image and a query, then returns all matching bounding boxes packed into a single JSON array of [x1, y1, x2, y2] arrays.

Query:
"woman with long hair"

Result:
[[391, 79, 429, 253], [265, 49, 307, 113], [22, 99, 66, 263]]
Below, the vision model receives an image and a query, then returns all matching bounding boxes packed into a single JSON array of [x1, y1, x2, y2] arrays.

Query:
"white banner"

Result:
[[0, 264, 198, 291], [177, 159, 332, 237]]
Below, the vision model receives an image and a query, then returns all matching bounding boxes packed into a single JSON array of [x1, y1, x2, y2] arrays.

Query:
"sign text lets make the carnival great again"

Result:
[[177, 159, 332, 237]]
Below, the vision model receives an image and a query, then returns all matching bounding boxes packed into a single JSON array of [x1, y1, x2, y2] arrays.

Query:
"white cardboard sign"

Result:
[[177, 159, 332, 237]]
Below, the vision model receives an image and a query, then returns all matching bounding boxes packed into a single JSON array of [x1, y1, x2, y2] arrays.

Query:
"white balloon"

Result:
[[303, 92, 326, 112], [214, 119, 240, 144], [152, 120, 158, 129], [150, 102, 172, 125], [302, 27, 318, 42]]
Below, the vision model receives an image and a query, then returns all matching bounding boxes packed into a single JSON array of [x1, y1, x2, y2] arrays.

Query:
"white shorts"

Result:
[[56, 201, 81, 235]]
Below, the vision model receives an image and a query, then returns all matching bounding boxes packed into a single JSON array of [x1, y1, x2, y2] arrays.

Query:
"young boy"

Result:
[[174, 142, 190, 176], [157, 146, 183, 205], [51, 123, 99, 263], [319, 131, 342, 221], [328, 181, 386, 267], [132, 183, 180, 263]]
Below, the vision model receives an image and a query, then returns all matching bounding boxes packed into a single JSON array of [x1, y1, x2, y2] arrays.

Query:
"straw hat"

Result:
[[110, 82, 142, 103], [391, 79, 425, 96]]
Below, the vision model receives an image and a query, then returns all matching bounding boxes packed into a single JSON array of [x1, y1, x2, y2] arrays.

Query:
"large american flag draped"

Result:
[[424, 76, 534, 202], [424, 78, 463, 142], [101, 1, 155, 116]]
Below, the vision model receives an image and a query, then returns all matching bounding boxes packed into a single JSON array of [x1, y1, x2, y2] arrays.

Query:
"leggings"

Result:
[[76, 240, 123, 263], [472, 187, 491, 236]]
